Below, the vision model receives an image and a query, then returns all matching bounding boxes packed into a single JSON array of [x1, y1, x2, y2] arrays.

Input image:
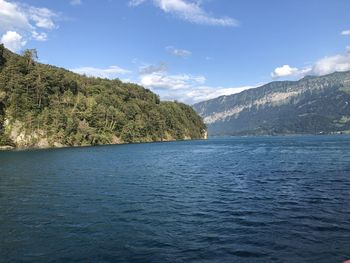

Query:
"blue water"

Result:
[[1, 136, 350, 263]]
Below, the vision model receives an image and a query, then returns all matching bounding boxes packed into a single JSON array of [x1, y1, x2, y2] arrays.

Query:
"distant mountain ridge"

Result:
[[193, 71, 350, 135]]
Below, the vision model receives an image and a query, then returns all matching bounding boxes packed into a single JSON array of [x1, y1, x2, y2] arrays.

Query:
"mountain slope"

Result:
[[0, 45, 206, 149], [193, 71, 350, 135]]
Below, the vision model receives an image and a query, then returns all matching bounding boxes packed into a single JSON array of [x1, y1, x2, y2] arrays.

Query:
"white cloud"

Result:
[[312, 50, 350, 75], [0, 0, 30, 32], [129, 0, 237, 26], [0, 0, 58, 50], [71, 66, 131, 79], [166, 46, 191, 58], [272, 47, 350, 79], [271, 65, 300, 78], [70, 0, 82, 6], [341, 30, 350, 36], [0, 31, 26, 52]]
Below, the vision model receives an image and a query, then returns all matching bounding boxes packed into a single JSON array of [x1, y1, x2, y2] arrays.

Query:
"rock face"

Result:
[[0, 145, 14, 150], [193, 71, 350, 135], [7, 120, 50, 149]]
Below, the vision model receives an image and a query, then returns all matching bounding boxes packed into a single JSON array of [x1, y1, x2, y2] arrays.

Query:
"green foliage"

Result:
[[0, 47, 206, 147], [0, 44, 5, 69]]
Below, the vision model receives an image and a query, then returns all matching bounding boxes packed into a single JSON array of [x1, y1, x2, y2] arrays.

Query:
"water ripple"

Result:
[[1, 136, 350, 262]]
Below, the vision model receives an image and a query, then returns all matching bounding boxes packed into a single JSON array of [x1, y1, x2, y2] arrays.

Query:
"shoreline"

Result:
[[2, 133, 350, 152], [0, 137, 208, 152]]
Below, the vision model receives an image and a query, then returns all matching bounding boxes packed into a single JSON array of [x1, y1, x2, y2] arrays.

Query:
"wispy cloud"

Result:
[[0, 0, 59, 51], [28, 6, 58, 30], [129, 0, 237, 27], [70, 0, 82, 6], [341, 29, 350, 36], [271, 46, 350, 79], [31, 31, 48, 41], [185, 86, 256, 104], [139, 62, 168, 75], [166, 46, 191, 58], [149, 84, 255, 104], [140, 72, 205, 90], [71, 66, 131, 79], [129, 0, 146, 6]]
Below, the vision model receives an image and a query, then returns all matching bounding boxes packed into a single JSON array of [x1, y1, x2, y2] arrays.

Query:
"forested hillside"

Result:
[[0, 45, 206, 149]]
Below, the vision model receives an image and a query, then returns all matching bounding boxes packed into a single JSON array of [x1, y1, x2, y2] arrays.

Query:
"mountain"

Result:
[[0, 45, 206, 149], [193, 71, 350, 135]]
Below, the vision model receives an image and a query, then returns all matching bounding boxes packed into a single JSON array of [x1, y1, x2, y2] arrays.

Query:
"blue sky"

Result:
[[0, 0, 350, 104]]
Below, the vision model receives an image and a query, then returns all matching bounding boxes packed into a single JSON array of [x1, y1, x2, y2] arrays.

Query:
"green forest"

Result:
[[0, 45, 206, 149]]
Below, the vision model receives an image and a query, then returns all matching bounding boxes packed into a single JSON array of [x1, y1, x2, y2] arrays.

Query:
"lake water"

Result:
[[1, 136, 350, 262]]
